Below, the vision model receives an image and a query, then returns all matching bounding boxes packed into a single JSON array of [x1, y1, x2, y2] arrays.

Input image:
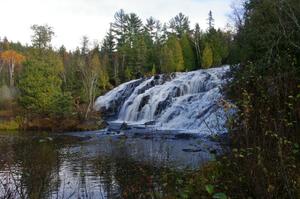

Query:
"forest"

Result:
[[0, 0, 299, 198], [0, 9, 234, 131]]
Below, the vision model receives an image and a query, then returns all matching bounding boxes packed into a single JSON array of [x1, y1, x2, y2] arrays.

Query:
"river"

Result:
[[0, 129, 223, 199]]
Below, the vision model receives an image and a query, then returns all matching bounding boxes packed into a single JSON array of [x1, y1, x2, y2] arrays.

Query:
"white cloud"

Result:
[[0, 0, 232, 50]]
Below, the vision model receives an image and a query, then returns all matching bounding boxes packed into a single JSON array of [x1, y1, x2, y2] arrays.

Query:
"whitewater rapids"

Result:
[[94, 66, 232, 134]]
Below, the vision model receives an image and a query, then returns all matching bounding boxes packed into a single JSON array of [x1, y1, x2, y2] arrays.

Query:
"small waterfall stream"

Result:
[[95, 66, 232, 134]]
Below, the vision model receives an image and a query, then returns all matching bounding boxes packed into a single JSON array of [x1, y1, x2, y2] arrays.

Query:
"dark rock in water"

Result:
[[161, 74, 172, 82], [175, 133, 197, 140], [144, 121, 156, 126], [154, 75, 160, 80], [209, 148, 218, 154], [120, 122, 130, 130], [154, 96, 172, 116], [173, 87, 181, 97], [182, 148, 202, 152], [138, 95, 150, 111], [170, 73, 176, 79]]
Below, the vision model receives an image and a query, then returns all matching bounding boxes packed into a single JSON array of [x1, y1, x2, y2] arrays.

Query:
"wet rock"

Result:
[[154, 75, 160, 80], [182, 148, 202, 152], [170, 73, 176, 79], [209, 148, 218, 154], [154, 97, 171, 116], [144, 121, 156, 126], [138, 95, 150, 111], [175, 133, 197, 140], [120, 122, 130, 130]]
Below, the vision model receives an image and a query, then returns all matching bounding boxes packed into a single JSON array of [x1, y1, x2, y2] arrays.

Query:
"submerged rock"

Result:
[[120, 122, 130, 130], [175, 133, 197, 140], [144, 121, 156, 126]]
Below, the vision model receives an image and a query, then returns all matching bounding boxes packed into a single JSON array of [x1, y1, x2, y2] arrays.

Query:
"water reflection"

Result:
[[0, 131, 219, 198]]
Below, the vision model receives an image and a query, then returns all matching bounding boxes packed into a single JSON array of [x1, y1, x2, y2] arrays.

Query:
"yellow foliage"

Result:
[[0, 50, 25, 64], [0, 120, 19, 130]]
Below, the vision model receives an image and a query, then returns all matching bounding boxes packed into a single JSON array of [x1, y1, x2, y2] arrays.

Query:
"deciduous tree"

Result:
[[0, 50, 25, 87]]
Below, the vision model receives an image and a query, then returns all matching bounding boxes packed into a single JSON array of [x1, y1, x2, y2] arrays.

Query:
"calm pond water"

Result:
[[0, 130, 221, 199]]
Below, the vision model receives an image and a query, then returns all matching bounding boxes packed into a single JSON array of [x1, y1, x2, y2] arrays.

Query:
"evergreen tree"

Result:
[[166, 35, 184, 71], [169, 13, 190, 37], [201, 43, 213, 68], [145, 17, 157, 41], [207, 11, 215, 31], [125, 13, 143, 44], [18, 51, 72, 117], [81, 36, 90, 56], [160, 45, 174, 73], [180, 33, 196, 70], [112, 9, 127, 47], [102, 24, 116, 82], [193, 23, 203, 68]]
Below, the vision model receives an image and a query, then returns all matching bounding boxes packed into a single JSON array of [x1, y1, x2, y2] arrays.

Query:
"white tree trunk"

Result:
[[9, 60, 15, 87]]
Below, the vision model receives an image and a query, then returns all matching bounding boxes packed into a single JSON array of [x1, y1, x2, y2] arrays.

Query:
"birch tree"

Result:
[[0, 50, 25, 87]]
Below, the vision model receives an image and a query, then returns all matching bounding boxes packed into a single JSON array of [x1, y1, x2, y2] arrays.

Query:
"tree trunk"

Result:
[[9, 60, 15, 87]]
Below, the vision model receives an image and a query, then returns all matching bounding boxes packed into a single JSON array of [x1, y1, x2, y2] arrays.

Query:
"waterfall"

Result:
[[94, 66, 232, 134]]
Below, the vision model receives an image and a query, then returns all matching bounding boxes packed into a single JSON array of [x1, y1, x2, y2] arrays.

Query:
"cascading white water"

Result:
[[94, 65, 232, 134]]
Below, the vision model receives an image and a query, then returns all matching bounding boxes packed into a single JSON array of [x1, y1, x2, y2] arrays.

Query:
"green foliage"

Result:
[[31, 24, 54, 49], [180, 33, 196, 70], [151, 64, 156, 75], [213, 192, 227, 199], [125, 66, 132, 80], [18, 50, 72, 117], [205, 184, 214, 195], [0, 119, 19, 130], [201, 43, 213, 68], [169, 13, 190, 37], [0, 10, 233, 129], [166, 35, 184, 72], [218, 0, 300, 198], [160, 45, 174, 73]]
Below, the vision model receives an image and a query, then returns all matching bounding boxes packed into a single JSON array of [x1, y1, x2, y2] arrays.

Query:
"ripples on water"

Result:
[[0, 130, 221, 198]]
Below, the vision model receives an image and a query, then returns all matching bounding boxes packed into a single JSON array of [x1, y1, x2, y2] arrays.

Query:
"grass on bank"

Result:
[[0, 119, 20, 131]]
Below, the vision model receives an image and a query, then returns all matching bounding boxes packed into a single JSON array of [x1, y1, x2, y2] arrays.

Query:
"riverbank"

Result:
[[0, 106, 106, 132]]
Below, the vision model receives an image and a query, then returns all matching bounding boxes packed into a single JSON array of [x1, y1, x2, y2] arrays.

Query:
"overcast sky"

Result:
[[0, 0, 233, 50]]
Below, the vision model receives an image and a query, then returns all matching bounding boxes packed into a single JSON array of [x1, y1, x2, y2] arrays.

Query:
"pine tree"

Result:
[[207, 11, 215, 31], [81, 36, 90, 56], [151, 64, 156, 75], [193, 23, 203, 68], [125, 13, 143, 43], [102, 24, 116, 82], [112, 9, 127, 47], [169, 13, 190, 37], [167, 35, 184, 72], [18, 51, 72, 117], [201, 43, 213, 68], [161, 45, 174, 73], [180, 33, 196, 70], [145, 17, 157, 41]]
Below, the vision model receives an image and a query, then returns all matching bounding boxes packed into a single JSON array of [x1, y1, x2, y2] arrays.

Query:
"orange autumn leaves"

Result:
[[0, 50, 25, 86]]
